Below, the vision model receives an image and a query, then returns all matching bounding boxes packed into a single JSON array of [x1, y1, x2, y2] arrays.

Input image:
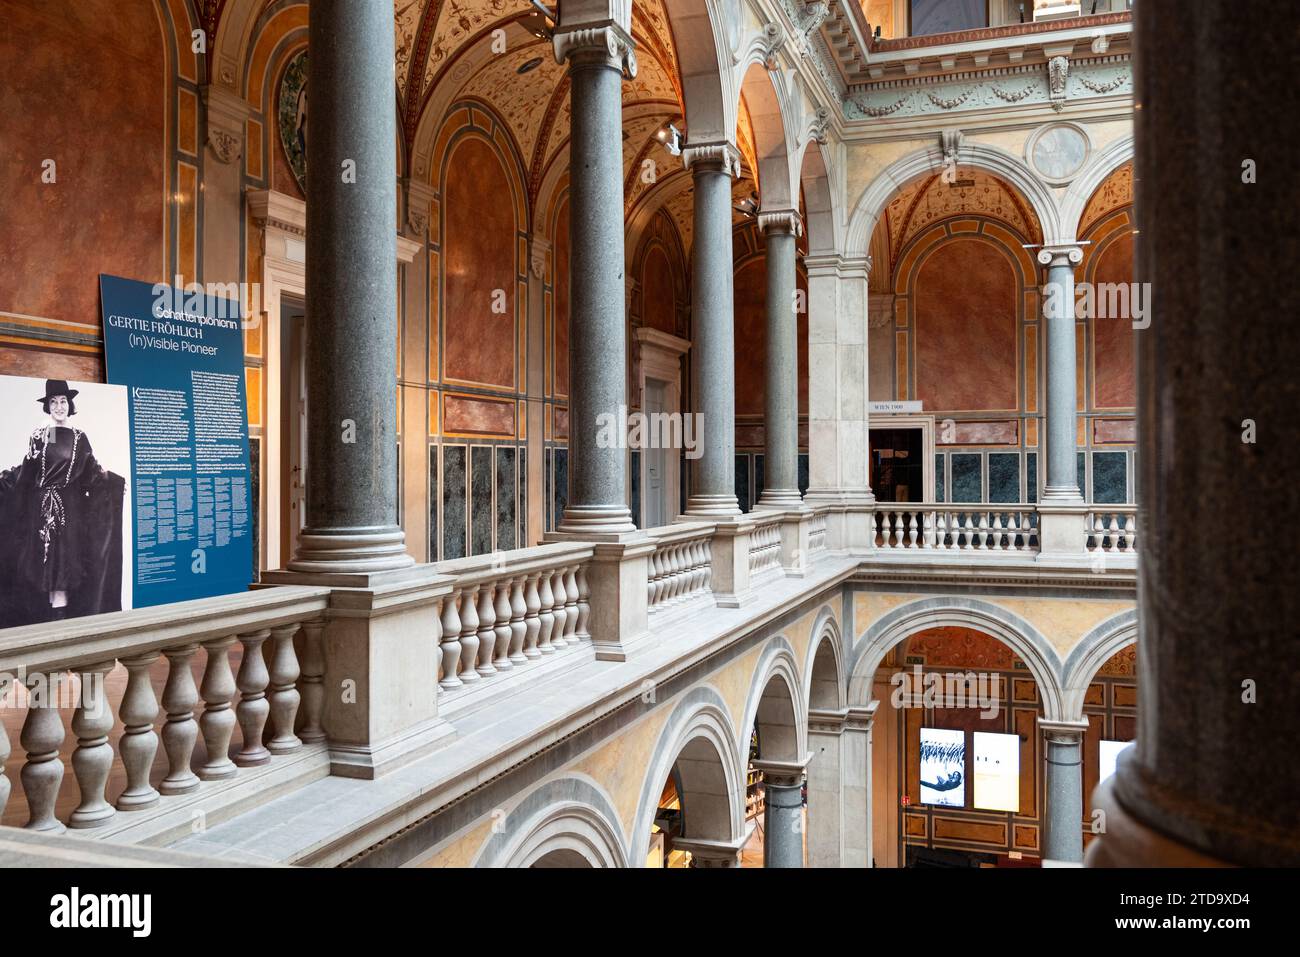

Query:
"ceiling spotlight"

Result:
[[517, 57, 543, 75], [522, 1, 556, 40], [656, 122, 683, 156], [734, 192, 760, 218]]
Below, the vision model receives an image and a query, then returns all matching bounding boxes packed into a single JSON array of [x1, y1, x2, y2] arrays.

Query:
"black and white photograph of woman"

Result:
[[0, 377, 132, 628]]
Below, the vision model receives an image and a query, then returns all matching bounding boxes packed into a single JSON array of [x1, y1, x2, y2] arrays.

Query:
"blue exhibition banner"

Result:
[[99, 274, 254, 608]]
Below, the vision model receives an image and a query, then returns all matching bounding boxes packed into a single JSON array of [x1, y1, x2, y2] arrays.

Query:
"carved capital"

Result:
[[940, 128, 964, 165], [757, 208, 802, 236], [202, 84, 250, 166], [529, 236, 552, 280], [760, 22, 783, 70], [681, 141, 742, 179], [1036, 243, 1084, 269], [405, 180, 436, 238], [553, 21, 636, 78]]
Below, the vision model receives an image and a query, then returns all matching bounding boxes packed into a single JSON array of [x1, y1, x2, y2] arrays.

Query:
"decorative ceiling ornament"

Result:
[[940, 129, 964, 166]]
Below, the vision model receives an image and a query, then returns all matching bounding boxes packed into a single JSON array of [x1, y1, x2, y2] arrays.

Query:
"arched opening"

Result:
[[869, 625, 1050, 868], [650, 734, 744, 868], [530, 848, 592, 868], [741, 663, 804, 867], [1077, 642, 1137, 858]]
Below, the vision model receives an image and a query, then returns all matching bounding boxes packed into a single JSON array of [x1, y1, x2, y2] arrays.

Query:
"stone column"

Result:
[[753, 758, 807, 868], [804, 255, 874, 549], [1036, 244, 1088, 557], [552, 24, 637, 536], [756, 210, 803, 509], [289, 0, 411, 573], [682, 143, 742, 518], [1088, 0, 1300, 868], [1038, 245, 1084, 504], [1040, 719, 1087, 863]]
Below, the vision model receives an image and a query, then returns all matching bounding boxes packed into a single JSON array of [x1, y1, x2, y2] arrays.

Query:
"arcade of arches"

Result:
[[0, 0, 1294, 870]]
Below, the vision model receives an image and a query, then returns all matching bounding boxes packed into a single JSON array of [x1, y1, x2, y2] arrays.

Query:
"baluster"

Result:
[[475, 585, 498, 677], [550, 569, 569, 647], [1085, 512, 1097, 551], [923, 511, 935, 548], [493, 580, 513, 672], [21, 671, 66, 831], [906, 513, 918, 547], [0, 710, 10, 820], [1107, 514, 1120, 551], [886, 512, 897, 548], [935, 510, 947, 550], [116, 653, 161, 809], [954, 513, 968, 550], [233, 630, 271, 767], [1006, 512, 1021, 551], [647, 548, 661, 607], [523, 573, 543, 658], [69, 661, 116, 827], [537, 572, 556, 654], [1125, 513, 1138, 551], [508, 577, 528, 663], [576, 564, 592, 642], [198, 636, 238, 780], [677, 544, 693, 602], [992, 512, 1006, 550], [267, 624, 302, 753], [298, 619, 327, 742], [439, 591, 463, 690], [563, 566, 580, 643], [158, 645, 201, 795], [458, 587, 481, 681]]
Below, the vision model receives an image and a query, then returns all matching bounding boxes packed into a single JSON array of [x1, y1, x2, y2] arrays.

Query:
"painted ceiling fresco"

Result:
[[1077, 160, 1133, 236]]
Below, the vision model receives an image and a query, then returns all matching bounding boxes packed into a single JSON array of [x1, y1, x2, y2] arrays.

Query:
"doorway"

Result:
[[644, 378, 669, 529], [279, 295, 308, 567], [871, 427, 924, 503]]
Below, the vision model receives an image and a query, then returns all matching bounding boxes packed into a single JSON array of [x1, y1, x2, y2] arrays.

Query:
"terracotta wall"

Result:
[[0, 0, 166, 333]]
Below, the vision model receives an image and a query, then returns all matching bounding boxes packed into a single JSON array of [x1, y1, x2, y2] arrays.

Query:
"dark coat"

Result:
[[0, 426, 125, 627]]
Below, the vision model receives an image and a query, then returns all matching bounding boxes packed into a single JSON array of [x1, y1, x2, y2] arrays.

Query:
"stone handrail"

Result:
[[0, 586, 331, 834], [434, 542, 594, 691], [873, 504, 1040, 552], [645, 521, 715, 614]]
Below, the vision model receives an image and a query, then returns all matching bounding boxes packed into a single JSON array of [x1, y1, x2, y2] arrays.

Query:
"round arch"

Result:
[[737, 60, 796, 211], [738, 636, 808, 763], [629, 685, 747, 866], [1059, 134, 1135, 241], [1061, 609, 1138, 720], [845, 142, 1062, 257], [803, 606, 846, 712], [473, 775, 629, 868], [847, 597, 1066, 720]]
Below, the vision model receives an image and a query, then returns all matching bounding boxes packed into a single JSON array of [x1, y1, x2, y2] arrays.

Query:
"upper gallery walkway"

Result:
[[1, 500, 1135, 864]]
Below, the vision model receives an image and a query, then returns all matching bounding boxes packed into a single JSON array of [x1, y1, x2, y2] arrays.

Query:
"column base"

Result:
[[755, 488, 804, 509], [1085, 775, 1234, 867], [284, 526, 415, 576], [555, 504, 636, 536], [683, 493, 742, 519]]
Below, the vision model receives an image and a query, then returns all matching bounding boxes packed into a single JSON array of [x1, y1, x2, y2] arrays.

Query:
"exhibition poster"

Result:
[[100, 273, 254, 611], [919, 727, 966, 808]]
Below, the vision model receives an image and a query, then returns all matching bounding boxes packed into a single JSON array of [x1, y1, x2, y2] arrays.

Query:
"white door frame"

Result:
[[633, 327, 691, 528]]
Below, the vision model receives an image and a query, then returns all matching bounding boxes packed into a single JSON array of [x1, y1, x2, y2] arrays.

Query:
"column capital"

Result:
[[553, 21, 636, 76], [528, 235, 551, 280], [681, 140, 742, 178], [1032, 242, 1086, 268], [405, 179, 437, 238], [1038, 717, 1090, 743], [809, 707, 849, 735], [672, 835, 746, 867], [752, 755, 810, 788], [845, 701, 878, 732], [202, 84, 251, 165], [757, 208, 803, 236]]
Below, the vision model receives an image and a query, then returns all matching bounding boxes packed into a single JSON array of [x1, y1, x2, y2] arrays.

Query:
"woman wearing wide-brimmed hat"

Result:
[[0, 379, 124, 625]]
